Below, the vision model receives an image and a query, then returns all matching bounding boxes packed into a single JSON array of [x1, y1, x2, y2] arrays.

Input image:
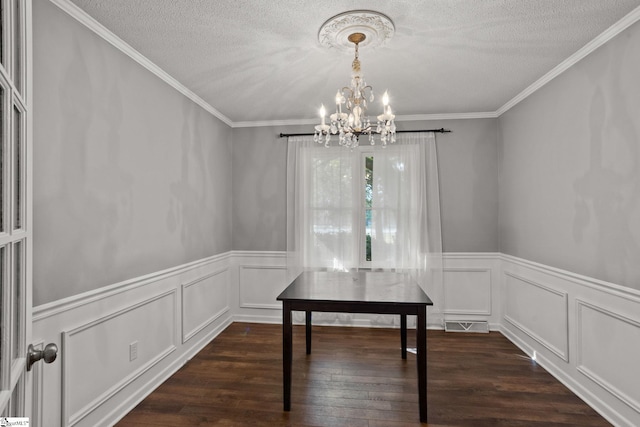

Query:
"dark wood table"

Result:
[[277, 270, 433, 423]]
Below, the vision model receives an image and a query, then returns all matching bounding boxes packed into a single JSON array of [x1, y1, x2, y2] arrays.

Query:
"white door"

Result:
[[0, 0, 33, 419]]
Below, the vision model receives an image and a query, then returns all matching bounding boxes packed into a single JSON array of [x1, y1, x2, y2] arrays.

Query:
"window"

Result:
[[301, 144, 421, 270], [287, 133, 443, 326]]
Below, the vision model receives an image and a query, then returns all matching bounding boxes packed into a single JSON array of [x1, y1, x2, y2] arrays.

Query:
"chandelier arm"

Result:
[[341, 87, 354, 98], [359, 85, 373, 99]]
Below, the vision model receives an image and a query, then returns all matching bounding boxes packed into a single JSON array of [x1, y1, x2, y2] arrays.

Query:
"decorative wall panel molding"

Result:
[[62, 290, 177, 426], [441, 253, 501, 329], [31, 250, 640, 427], [500, 254, 640, 427], [443, 268, 492, 315], [503, 271, 569, 361], [576, 299, 640, 413], [182, 268, 230, 343], [32, 252, 232, 427], [238, 265, 288, 310]]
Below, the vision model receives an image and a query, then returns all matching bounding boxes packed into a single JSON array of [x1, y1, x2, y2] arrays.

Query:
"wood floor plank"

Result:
[[115, 323, 611, 426]]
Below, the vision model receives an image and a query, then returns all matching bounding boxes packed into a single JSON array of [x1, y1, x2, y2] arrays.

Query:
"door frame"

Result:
[[0, 0, 33, 420]]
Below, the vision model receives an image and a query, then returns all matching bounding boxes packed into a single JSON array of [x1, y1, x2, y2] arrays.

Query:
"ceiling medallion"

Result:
[[318, 10, 395, 51], [314, 11, 396, 149]]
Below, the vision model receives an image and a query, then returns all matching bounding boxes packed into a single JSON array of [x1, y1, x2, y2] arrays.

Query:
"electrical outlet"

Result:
[[129, 341, 138, 361]]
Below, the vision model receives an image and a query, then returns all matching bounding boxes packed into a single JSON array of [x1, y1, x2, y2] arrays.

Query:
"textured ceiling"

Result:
[[68, 0, 640, 125]]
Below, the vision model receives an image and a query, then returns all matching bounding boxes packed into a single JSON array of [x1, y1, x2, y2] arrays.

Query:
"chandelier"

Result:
[[314, 11, 396, 149]]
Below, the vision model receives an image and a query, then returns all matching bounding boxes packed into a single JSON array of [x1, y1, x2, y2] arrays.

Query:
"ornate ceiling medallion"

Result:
[[318, 10, 395, 51]]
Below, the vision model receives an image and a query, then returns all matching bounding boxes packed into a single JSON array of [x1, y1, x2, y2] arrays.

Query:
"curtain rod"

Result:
[[279, 128, 451, 138]]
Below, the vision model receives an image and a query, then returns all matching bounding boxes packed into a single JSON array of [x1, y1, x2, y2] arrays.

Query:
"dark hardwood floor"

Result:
[[116, 322, 610, 426]]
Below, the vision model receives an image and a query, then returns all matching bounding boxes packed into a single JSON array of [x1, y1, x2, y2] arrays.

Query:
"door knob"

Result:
[[27, 343, 58, 371]]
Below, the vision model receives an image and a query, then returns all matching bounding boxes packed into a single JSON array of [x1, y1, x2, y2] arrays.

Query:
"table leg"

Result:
[[306, 311, 312, 355], [416, 306, 427, 422], [283, 301, 292, 411], [401, 314, 407, 359]]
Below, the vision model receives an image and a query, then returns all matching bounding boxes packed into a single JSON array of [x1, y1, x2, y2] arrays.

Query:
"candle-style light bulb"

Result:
[[335, 91, 342, 113], [320, 104, 326, 126], [382, 91, 389, 107]]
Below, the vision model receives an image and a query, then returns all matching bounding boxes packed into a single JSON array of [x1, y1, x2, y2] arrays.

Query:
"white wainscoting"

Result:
[[232, 252, 502, 329], [442, 253, 502, 329], [62, 290, 177, 426], [231, 251, 288, 324], [443, 269, 492, 315], [231, 251, 640, 426], [239, 265, 287, 310], [30, 251, 640, 427], [500, 254, 640, 427], [576, 300, 640, 415], [31, 253, 232, 427], [182, 268, 230, 343], [503, 271, 569, 361]]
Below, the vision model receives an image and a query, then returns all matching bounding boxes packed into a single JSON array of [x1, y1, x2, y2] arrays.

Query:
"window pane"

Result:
[[310, 156, 353, 208], [11, 240, 21, 360], [13, 104, 20, 230], [309, 208, 354, 267]]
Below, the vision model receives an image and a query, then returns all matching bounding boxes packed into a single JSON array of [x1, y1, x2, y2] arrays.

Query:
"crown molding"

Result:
[[49, 0, 233, 127], [231, 118, 319, 128], [496, 4, 640, 116], [395, 112, 499, 121], [49, 1, 640, 127], [231, 112, 498, 128]]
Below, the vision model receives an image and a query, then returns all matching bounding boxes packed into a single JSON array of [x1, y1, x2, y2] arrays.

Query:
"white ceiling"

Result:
[[66, 0, 640, 126]]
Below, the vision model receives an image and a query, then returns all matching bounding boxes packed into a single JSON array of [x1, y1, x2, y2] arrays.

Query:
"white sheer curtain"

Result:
[[286, 133, 443, 328], [287, 136, 357, 278]]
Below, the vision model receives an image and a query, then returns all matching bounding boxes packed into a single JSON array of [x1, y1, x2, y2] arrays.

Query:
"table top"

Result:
[[277, 270, 433, 306]]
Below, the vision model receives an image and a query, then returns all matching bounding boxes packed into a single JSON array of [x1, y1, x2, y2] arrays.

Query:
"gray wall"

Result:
[[40, 0, 637, 304], [231, 126, 300, 252], [231, 119, 499, 253], [499, 20, 640, 290], [33, 0, 233, 305]]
